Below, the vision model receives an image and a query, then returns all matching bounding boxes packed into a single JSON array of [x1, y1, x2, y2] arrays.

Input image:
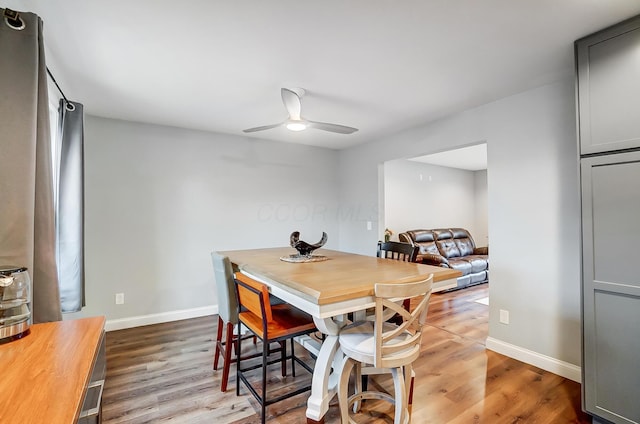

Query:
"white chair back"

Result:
[[373, 274, 433, 368]]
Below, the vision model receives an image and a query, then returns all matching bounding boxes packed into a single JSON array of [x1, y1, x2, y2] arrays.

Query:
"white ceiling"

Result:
[[410, 144, 487, 171], [6, 1, 640, 150]]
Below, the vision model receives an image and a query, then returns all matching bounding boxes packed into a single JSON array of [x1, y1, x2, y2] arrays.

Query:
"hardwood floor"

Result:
[[102, 284, 591, 423]]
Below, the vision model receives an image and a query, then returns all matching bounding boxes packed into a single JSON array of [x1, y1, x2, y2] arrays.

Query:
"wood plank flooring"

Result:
[[102, 283, 591, 423]]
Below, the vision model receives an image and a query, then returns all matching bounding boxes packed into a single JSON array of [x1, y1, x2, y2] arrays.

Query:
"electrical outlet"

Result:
[[499, 309, 509, 324], [366, 221, 372, 231], [115, 293, 125, 305]]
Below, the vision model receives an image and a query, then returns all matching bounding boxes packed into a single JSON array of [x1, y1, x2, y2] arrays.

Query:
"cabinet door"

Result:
[[581, 151, 640, 423], [576, 15, 640, 155]]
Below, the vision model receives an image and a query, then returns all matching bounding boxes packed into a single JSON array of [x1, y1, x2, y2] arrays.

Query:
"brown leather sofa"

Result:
[[399, 228, 488, 289]]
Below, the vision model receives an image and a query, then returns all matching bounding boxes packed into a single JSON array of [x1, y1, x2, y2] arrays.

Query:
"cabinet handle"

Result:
[[79, 379, 105, 418]]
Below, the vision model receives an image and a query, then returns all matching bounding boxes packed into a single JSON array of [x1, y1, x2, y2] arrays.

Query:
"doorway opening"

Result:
[[382, 143, 487, 243], [379, 142, 489, 297]]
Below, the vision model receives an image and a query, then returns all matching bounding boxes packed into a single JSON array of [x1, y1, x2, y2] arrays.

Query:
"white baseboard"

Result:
[[486, 337, 582, 383], [105, 305, 218, 332]]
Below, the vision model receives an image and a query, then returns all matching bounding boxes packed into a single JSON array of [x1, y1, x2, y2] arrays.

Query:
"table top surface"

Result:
[[221, 247, 461, 306], [0, 316, 106, 424]]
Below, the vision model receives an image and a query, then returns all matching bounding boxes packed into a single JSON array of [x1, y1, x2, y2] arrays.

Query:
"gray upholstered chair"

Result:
[[211, 251, 287, 392], [211, 252, 243, 392]]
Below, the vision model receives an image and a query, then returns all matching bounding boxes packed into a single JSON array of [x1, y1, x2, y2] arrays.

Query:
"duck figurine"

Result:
[[290, 231, 328, 257]]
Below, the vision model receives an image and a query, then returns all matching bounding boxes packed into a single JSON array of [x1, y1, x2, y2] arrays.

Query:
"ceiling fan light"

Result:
[[286, 121, 307, 131]]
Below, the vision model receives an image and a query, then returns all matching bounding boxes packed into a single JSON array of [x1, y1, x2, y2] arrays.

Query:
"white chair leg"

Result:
[[404, 365, 413, 423], [391, 367, 407, 424], [352, 362, 362, 413], [338, 356, 355, 424]]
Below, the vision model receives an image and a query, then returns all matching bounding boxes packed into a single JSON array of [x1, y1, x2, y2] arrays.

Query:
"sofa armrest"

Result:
[[419, 253, 450, 267], [473, 246, 488, 255]]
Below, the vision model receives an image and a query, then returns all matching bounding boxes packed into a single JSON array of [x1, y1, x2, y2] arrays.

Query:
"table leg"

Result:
[[306, 316, 343, 422]]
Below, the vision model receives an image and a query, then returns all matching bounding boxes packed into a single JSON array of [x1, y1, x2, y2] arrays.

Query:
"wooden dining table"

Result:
[[221, 247, 460, 423]]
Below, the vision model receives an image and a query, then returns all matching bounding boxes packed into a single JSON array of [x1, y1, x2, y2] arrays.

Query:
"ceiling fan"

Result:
[[243, 88, 358, 135]]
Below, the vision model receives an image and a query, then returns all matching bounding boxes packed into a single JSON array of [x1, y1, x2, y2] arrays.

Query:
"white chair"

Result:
[[338, 273, 433, 424]]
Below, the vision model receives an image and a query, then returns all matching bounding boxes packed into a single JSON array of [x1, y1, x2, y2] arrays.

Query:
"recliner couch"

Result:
[[399, 228, 488, 290]]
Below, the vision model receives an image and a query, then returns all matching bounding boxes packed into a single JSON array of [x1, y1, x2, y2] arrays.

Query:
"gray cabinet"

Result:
[[580, 153, 640, 424], [577, 14, 640, 424], [576, 15, 640, 155]]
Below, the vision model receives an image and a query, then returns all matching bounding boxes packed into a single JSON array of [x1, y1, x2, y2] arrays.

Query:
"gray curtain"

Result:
[[0, 9, 62, 322], [57, 99, 85, 312]]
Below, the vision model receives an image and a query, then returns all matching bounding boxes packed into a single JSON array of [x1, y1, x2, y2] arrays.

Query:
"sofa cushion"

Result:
[[456, 239, 474, 256], [433, 229, 452, 240], [455, 274, 471, 287], [401, 230, 439, 255], [447, 258, 472, 274], [463, 255, 488, 273], [437, 239, 461, 259], [450, 228, 471, 239], [469, 270, 487, 284], [413, 230, 435, 243], [450, 228, 475, 256], [433, 229, 459, 258], [418, 244, 440, 255]]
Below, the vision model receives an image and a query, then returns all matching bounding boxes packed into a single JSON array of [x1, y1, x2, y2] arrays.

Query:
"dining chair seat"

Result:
[[340, 321, 416, 366], [239, 302, 317, 340]]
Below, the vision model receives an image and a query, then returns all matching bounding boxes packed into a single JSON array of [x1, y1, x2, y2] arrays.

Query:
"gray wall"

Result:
[[383, 159, 488, 244], [67, 79, 582, 373], [66, 116, 339, 321], [475, 169, 489, 245], [338, 79, 582, 367]]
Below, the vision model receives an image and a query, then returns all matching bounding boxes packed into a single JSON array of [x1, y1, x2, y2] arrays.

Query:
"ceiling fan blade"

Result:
[[242, 122, 283, 133], [281, 88, 302, 120], [308, 120, 358, 134], [245, 88, 357, 135]]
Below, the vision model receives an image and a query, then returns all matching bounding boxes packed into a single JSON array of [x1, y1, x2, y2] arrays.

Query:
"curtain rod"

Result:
[[46, 67, 75, 111], [46, 67, 70, 105]]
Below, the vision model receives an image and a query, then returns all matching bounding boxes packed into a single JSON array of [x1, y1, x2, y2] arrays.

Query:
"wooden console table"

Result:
[[0, 316, 106, 424]]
